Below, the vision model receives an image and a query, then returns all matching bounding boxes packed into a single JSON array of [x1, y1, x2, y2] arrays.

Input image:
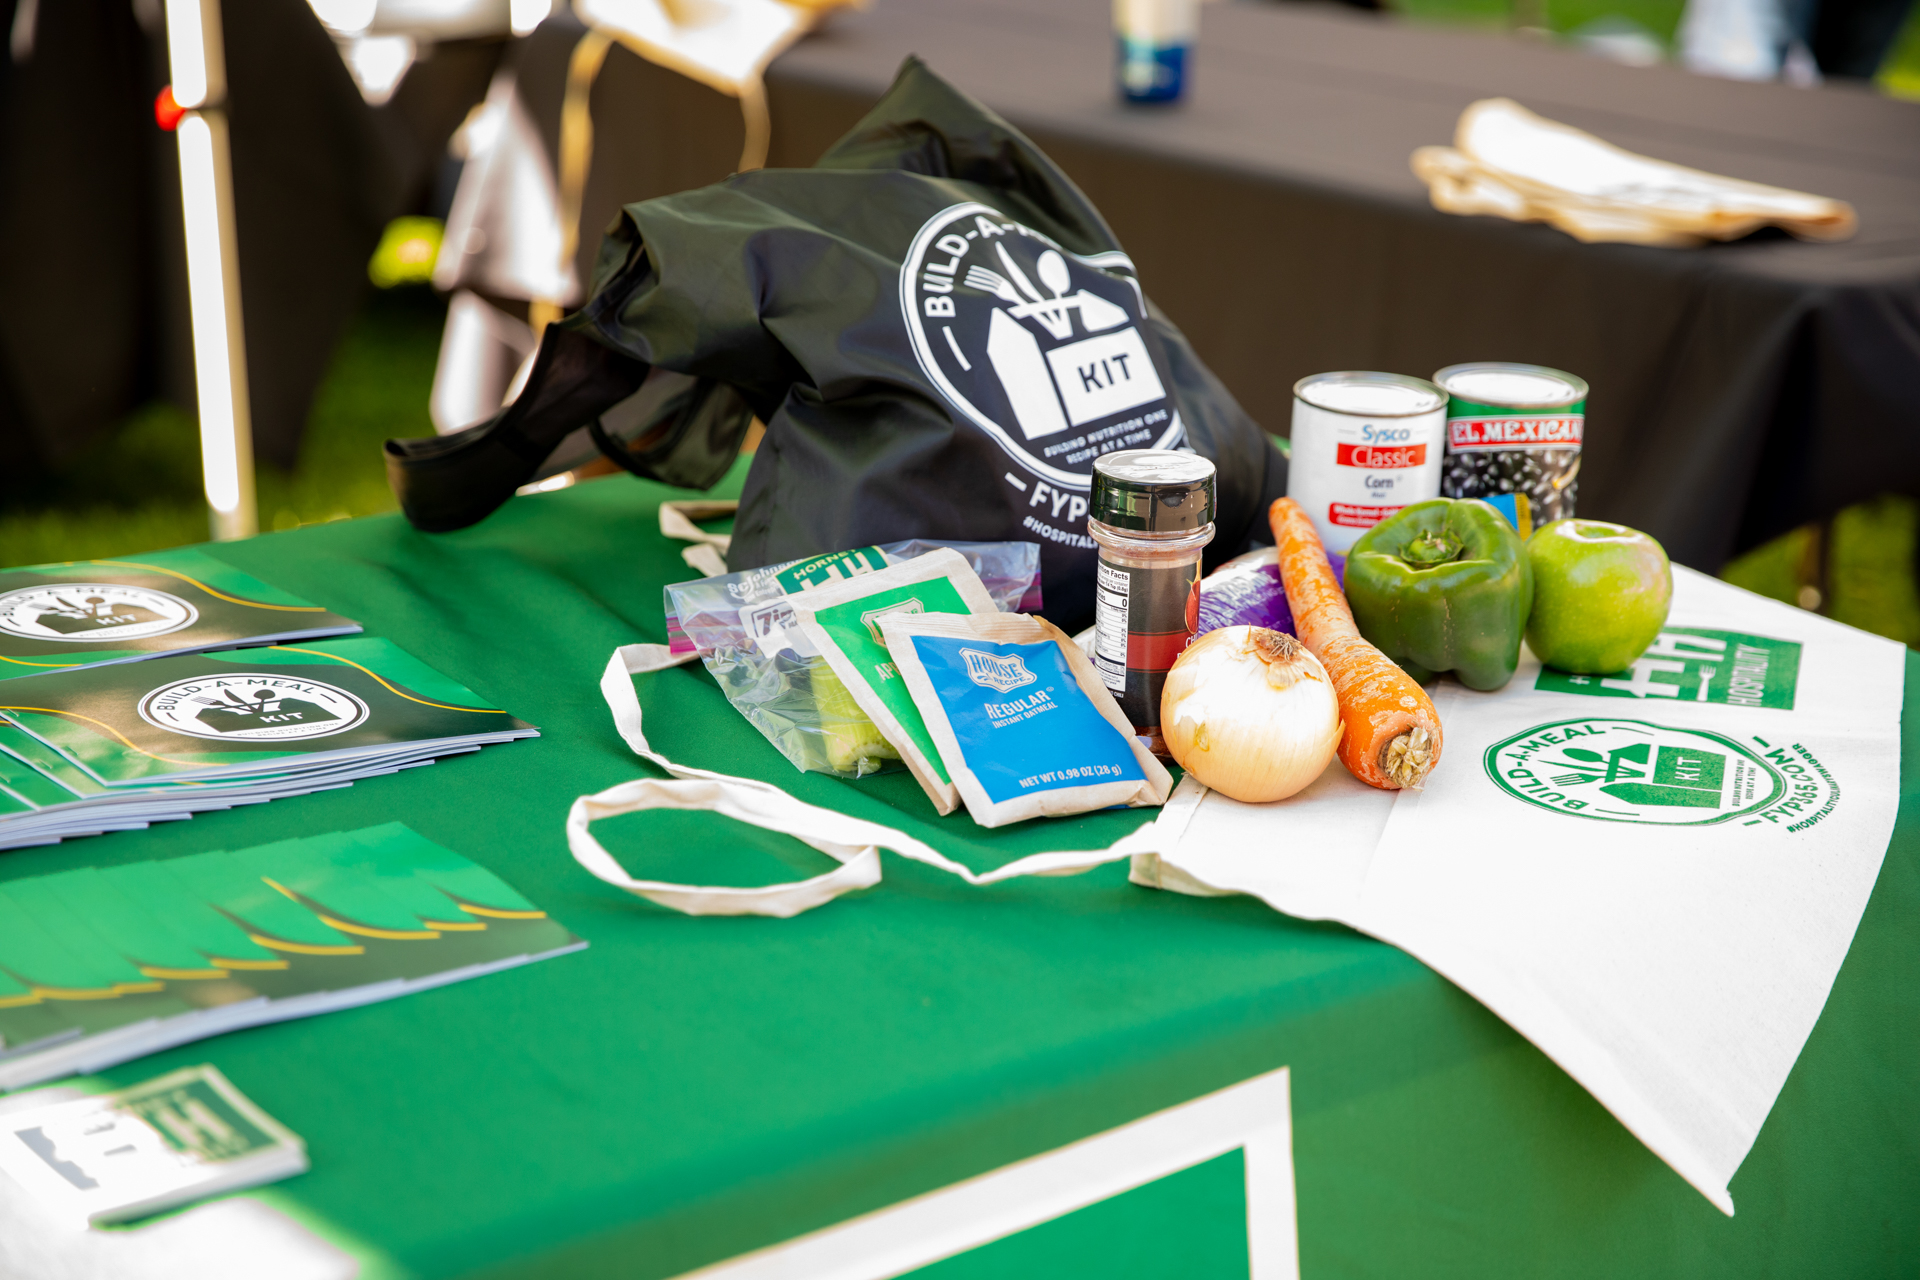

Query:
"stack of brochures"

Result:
[[0, 635, 537, 850], [0, 550, 360, 679], [0, 823, 584, 1088]]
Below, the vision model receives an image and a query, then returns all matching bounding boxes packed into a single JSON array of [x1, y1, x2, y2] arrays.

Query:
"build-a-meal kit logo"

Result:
[[0, 584, 197, 642], [138, 674, 370, 741], [1486, 718, 1840, 830], [900, 202, 1183, 551]]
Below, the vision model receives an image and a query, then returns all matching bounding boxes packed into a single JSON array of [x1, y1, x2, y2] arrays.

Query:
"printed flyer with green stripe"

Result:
[[0, 637, 534, 785], [0, 637, 537, 849], [0, 822, 583, 1088], [0, 548, 359, 678]]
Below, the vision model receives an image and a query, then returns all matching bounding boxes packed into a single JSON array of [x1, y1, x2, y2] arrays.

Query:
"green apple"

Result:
[[1526, 519, 1672, 674]]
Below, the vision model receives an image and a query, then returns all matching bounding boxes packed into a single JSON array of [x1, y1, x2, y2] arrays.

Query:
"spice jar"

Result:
[[1089, 449, 1217, 756]]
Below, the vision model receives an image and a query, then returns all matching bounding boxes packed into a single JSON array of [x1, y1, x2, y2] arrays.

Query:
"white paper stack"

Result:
[[1412, 98, 1857, 247]]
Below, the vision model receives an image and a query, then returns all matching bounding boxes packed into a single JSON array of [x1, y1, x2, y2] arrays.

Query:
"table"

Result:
[[741, 0, 1920, 573], [1, 470, 1912, 1276]]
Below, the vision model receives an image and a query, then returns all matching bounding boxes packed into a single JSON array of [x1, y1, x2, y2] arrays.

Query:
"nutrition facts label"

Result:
[[1094, 562, 1130, 692]]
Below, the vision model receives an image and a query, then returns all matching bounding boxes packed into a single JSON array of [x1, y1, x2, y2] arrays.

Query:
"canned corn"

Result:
[[1285, 371, 1446, 554]]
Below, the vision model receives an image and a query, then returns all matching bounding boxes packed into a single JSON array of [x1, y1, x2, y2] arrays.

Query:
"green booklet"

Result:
[[0, 823, 584, 1089], [0, 548, 358, 679], [0, 638, 537, 850], [0, 636, 536, 787]]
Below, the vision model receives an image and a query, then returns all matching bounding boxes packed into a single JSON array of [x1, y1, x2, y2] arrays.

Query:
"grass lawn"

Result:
[[0, 286, 438, 567]]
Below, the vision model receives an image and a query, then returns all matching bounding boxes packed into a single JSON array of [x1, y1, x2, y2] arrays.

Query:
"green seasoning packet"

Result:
[[788, 549, 1005, 816], [0, 547, 359, 679], [0, 636, 534, 786]]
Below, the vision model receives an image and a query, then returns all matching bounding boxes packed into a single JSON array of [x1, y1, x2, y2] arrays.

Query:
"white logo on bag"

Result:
[[898, 202, 1185, 505], [138, 674, 370, 741], [861, 599, 924, 647], [960, 648, 1038, 694], [0, 584, 197, 642], [741, 598, 814, 659]]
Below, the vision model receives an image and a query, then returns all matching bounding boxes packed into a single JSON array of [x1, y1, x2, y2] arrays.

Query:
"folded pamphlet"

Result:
[[0, 550, 359, 680], [0, 1064, 306, 1225], [0, 638, 537, 850], [1411, 98, 1857, 247], [0, 823, 584, 1088]]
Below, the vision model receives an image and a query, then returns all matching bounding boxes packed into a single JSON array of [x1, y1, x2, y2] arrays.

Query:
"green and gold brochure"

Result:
[[0, 823, 583, 1089], [0, 549, 359, 679], [0, 721, 338, 848], [0, 638, 537, 850], [0, 1063, 307, 1224]]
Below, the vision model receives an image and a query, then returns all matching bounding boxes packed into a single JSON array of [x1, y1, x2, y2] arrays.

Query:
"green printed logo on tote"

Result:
[[1485, 718, 1791, 825], [1534, 628, 1802, 709]]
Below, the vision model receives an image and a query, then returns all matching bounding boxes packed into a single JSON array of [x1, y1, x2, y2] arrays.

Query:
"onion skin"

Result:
[[1160, 626, 1343, 804]]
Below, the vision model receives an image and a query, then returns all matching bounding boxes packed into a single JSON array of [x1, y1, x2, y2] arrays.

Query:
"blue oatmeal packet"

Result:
[[878, 612, 1172, 829]]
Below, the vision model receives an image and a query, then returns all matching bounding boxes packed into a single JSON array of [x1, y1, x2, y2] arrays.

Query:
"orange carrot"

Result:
[[1270, 498, 1443, 790]]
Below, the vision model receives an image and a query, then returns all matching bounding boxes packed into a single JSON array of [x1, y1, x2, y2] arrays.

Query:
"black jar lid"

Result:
[[1091, 450, 1217, 533]]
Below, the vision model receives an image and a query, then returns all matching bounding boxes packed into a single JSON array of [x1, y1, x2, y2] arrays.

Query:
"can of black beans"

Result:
[[1434, 363, 1589, 526]]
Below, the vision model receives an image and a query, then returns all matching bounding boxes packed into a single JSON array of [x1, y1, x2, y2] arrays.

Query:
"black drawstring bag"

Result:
[[386, 58, 1287, 629]]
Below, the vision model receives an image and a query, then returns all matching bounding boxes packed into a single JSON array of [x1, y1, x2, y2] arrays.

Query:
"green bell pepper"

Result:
[[1345, 498, 1533, 691]]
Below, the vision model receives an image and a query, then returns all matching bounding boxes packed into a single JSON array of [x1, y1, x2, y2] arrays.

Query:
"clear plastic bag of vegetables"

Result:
[[664, 541, 1042, 778]]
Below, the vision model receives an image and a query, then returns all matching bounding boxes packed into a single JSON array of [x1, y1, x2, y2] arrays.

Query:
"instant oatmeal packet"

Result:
[[786, 550, 1002, 815], [664, 541, 1039, 780], [878, 611, 1172, 828]]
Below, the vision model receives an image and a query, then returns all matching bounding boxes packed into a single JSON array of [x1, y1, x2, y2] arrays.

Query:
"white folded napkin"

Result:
[[1412, 98, 1857, 247]]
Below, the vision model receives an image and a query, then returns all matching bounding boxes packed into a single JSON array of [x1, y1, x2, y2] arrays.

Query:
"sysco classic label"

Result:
[[1286, 396, 1444, 553]]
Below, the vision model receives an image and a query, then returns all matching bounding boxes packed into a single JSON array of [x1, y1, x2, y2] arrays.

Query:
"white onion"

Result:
[[1160, 626, 1343, 803]]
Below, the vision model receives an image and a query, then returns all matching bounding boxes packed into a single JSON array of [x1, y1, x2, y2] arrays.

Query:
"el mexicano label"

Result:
[[1484, 717, 1842, 829]]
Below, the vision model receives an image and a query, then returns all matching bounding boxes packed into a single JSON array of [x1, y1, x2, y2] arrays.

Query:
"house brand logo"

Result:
[[900, 202, 1184, 548], [139, 674, 370, 741], [0, 584, 197, 642], [961, 648, 1038, 694], [1485, 717, 1787, 825]]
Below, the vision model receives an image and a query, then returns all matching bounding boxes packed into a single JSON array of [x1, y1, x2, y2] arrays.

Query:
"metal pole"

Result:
[[165, 0, 257, 540]]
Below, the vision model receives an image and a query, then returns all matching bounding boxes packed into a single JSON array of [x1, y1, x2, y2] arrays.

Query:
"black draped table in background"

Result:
[[738, 0, 1920, 573]]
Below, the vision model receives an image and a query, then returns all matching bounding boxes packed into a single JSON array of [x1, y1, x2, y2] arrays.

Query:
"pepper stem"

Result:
[[1401, 531, 1463, 566]]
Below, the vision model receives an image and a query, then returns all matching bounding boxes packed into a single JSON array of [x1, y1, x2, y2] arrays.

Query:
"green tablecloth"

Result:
[[4, 467, 1914, 1277]]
